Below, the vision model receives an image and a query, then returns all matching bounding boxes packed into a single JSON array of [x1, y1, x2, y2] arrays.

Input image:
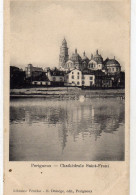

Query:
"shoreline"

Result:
[[10, 88, 125, 99]]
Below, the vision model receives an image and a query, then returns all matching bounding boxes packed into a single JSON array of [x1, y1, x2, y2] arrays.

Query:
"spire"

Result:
[[91, 53, 93, 60], [114, 56, 115, 60], [62, 37, 67, 46], [96, 49, 98, 55], [75, 48, 77, 54], [83, 51, 85, 56]]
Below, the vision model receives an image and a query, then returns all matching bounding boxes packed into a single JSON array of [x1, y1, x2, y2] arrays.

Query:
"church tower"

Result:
[[59, 38, 69, 68]]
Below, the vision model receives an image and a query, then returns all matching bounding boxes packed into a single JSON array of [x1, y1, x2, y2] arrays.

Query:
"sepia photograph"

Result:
[[9, 1, 127, 161]]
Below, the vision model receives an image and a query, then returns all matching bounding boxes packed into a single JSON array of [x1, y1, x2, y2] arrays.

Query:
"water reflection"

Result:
[[10, 98, 124, 161]]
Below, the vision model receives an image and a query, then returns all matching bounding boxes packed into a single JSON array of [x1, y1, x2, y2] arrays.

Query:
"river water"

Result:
[[10, 97, 125, 161]]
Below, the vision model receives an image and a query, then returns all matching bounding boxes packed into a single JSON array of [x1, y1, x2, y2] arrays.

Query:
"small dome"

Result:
[[70, 49, 82, 62], [93, 50, 103, 63], [88, 59, 97, 65], [82, 51, 89, 61]]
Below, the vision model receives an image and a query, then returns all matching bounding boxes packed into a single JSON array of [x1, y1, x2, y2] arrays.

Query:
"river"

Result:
[[10, 97, 125, 161]]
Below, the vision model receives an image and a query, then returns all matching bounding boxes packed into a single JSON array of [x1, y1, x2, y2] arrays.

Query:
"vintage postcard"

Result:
[[4, 0, 130, 194]]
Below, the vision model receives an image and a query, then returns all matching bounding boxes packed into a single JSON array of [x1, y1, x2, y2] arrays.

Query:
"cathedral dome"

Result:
[[70, 49, 82, 63], [106, 58, 120, 67], [93, 50, 103, 64], [82, 51, 89, 61]]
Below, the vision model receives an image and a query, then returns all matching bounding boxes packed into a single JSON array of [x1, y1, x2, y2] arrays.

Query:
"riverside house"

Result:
[[31, 72, 51, 86], [82, 69, 95, 87], [64, 68, 82, 86], [47, 68, 65, 86]]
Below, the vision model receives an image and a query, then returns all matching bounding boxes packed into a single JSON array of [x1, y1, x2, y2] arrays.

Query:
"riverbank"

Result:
[[10, 87, 125, 99]]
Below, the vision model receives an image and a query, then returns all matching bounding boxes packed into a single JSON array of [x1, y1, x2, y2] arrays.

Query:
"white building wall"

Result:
[[67, 69, 82, 86], [65, 69, 95, 87], [82, 75, 95, 86], [31, 81, 51, 86]]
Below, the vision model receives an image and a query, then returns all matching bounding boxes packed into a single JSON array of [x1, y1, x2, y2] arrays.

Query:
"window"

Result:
[[90, 81, 93, 86], [90, 64, 93, 68], [77, 82, 80, 85], [82, 75, 85, 79], [60, 77, 63, 81], [90, 76, 93, 80], [77, 76, 79, 79], [77, 72, 80, 75], [53, 77, 56, 81], [82, 81, 85, 85], [72, 75, 74, 79], [72, 72, 74, 74], [112, 68, 114, 71]]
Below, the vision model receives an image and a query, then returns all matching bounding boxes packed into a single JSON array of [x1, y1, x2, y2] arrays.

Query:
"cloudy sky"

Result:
[[10, 1, 129, 70]]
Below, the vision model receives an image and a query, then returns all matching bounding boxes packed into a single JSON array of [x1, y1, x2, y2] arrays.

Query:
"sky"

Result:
[[10, 1, 129, 70]]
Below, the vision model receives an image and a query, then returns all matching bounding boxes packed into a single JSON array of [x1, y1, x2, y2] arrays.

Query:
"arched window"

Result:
[[90, 63, 93, 68]]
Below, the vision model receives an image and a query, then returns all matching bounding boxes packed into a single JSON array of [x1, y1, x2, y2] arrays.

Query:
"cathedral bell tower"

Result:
[[59, 38, 69, 68]]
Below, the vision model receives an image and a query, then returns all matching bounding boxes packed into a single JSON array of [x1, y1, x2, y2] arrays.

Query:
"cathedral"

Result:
[[59, 38, 121, 74]]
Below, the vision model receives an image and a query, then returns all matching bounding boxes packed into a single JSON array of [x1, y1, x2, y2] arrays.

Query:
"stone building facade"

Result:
[[59, 38, 69, 68], [25, 64, 43, 78]]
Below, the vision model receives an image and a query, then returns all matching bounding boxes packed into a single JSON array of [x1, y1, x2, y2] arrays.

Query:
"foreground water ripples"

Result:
[[10, 97, 125, 161]]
